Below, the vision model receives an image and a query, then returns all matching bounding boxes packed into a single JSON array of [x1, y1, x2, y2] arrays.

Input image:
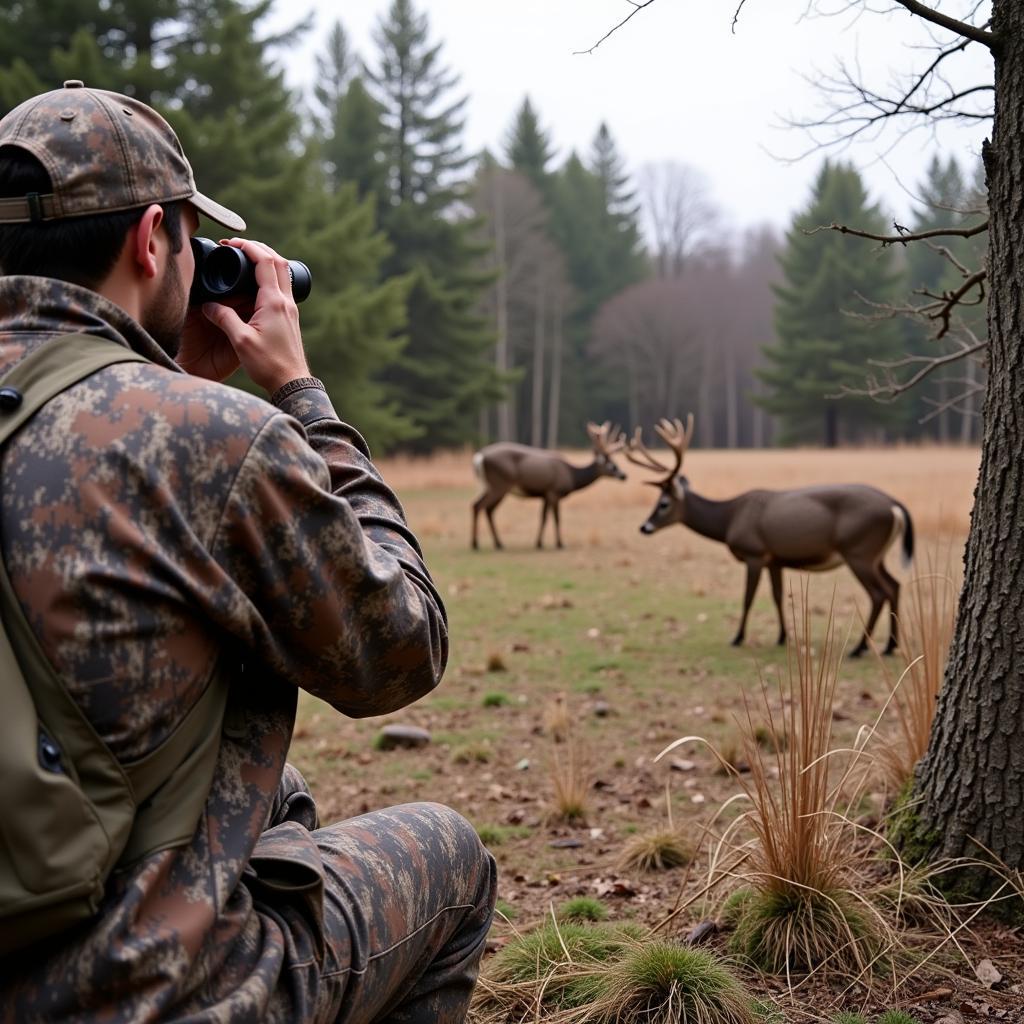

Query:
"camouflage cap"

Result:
[[0, 80, 245, 231]]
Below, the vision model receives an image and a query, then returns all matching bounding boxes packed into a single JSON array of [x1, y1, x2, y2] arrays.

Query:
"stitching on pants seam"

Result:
[[319, 901, 477, 979]]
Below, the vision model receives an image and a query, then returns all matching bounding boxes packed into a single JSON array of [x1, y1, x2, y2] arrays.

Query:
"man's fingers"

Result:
[[202, 301, 246, 340], [224, 237, 292, 297]]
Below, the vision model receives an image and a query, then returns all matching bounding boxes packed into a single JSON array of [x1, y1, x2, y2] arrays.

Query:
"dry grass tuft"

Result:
[[617, 826, 695, 873], [485, 651, 508, 673], [547, 733, 591, 824], [542, 691, 572, 742], [875, 553, 959, 791], [656, 589, 893, 981], [543, 695, 591, 824], [721, 595, 888, 977]]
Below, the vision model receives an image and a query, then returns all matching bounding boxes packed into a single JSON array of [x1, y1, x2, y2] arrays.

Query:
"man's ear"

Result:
[[132, 204, 165, 281]]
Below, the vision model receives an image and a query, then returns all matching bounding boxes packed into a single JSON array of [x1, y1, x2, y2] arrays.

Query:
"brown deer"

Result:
[[471, 422, 627, 550], [626, 416, 914, 656]]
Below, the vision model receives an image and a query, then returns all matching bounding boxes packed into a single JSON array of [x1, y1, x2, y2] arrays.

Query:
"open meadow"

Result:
[[288, 444, 1024, 1019]]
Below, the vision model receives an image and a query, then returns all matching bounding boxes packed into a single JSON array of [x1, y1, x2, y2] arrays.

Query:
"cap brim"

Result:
[[189, 190, 246, 233]]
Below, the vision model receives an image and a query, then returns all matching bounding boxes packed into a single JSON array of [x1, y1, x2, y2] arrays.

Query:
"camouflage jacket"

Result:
[[0, 277, 448, 1022]]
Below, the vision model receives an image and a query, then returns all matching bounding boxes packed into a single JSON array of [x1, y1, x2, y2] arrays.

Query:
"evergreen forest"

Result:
[[0, 0, 988, 451]]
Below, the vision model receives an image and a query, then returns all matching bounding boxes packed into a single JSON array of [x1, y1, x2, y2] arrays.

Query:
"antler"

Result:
[[625, 413, 695, 481], [586, 420, 626, 455]]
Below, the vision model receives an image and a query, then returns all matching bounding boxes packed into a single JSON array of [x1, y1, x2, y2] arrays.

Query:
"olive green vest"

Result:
[[0, 333, 229, 955]]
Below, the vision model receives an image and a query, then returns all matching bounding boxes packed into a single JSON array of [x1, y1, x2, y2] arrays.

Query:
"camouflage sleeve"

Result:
[[212, 390, 447, 716]]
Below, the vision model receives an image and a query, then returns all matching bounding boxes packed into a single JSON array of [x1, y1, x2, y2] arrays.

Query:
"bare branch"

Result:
[[892, 0, 998, 51], [831, 339, 986, 408], [574, 0, 658, 56], [806, 218, 989, 246]]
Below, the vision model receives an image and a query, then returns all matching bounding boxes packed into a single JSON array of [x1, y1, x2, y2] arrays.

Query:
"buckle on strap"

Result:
[[0, 191, 57, 223]]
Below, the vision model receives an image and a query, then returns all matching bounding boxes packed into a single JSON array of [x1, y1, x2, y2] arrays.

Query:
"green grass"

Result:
[[482, 691, 511, 707], [600, 942, 757, 1024], [475, 823, 531, 847], [878, 1013, 921, 1024], [557, 896, 609, 923]]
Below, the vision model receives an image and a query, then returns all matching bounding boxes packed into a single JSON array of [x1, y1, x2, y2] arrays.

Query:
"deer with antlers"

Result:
[[471, 422, 627, 550], [626, 416, 914, 656]]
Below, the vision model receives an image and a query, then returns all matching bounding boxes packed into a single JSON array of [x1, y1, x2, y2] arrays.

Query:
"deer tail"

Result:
[[472, 451, 486, 485], [894, 502, 915, 568]]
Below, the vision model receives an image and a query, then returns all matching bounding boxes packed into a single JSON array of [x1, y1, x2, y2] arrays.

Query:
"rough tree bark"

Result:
[[915, 1, 1024, 871]]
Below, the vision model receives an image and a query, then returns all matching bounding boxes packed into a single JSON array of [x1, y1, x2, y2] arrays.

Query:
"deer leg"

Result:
[[847, 560, 887, 657], [879, 564, 901, 654], [732, 561, 762, 647], [552, 500, 564, 549], [768, 563, 786, 646], [479, 494, 505, 550], [536, 500, 550, 549]]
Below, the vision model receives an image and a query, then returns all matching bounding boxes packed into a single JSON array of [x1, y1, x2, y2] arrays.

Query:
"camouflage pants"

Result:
[[255, 765, 497, 1024]]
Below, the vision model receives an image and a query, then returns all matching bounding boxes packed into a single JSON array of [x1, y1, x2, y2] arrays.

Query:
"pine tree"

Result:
[[547, 149, 647, 440], [590, 122, 639, 222], [505, 96, 555, 195], [366, 0, 500, 449], [285, 175, 416, 449], [758, 160, 905, 446], [0, 1, 416, 448]]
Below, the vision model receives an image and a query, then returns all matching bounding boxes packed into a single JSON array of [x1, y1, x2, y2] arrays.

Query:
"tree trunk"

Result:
[[725, 339, 738, 449], [546, 292, 563, 449], [492, 168, 512, 442], [531, 267, 546, 447], [916, 2, 1024, 872], [824, 405, 838, 448]]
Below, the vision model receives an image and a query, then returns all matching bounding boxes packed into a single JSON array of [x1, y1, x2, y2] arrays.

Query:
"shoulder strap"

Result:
[[0, 333, 149, 443]]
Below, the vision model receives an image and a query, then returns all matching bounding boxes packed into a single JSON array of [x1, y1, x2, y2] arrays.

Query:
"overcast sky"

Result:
[[269, 1, 993, 235]]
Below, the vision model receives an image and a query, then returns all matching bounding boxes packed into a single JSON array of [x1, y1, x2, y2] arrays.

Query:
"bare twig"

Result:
[[732, 0, 751, 34], [574, 0, 658, 55]]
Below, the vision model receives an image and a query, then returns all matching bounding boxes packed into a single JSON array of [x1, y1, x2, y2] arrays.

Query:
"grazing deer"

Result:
[[626, 416, 914, 656], [471, 422, 627, 550]]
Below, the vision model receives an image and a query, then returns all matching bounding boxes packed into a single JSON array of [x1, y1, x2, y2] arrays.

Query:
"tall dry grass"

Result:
[[876, 552, 960, 791], [658, 588, 890, 979]]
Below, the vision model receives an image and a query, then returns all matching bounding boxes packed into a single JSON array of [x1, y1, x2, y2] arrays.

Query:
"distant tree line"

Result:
[[0, 0, 986, 451]]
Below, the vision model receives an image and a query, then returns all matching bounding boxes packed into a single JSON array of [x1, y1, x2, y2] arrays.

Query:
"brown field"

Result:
[[287, 444, 1015, 1020]]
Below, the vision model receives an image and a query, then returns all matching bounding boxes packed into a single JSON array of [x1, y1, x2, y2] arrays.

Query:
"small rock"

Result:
[[586, 627, 601, 639], [515, 757, 530, 771], [670, 758, 696, 772], [684, 920, 717, 946], [935, 1012, 965, 1024], [975, 958, 1002, 988], [376, 724, 431, 750], [549, 838, 583, 849], [593, 701, 611, 717]]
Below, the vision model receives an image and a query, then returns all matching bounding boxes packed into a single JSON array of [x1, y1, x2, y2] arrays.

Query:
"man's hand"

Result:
[[189, 238, 311, 395], [177, 296, 249, 382]]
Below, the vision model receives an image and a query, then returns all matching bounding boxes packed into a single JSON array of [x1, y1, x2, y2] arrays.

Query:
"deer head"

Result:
[[625, 414, 695, 533], [586, 421, 628, 480]]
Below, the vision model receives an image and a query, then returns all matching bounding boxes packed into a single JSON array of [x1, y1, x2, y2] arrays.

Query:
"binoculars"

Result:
[[189, 237, 312, 305]]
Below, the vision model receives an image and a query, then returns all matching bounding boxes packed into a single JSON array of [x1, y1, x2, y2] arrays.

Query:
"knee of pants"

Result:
[[404, 802, 496, 892]]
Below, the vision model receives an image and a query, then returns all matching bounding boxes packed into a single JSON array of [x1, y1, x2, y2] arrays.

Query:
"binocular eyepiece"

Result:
[[189, 237, 312, 305]]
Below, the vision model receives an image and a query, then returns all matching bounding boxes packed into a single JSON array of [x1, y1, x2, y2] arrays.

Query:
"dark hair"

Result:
[[0, 146, 184, 289]]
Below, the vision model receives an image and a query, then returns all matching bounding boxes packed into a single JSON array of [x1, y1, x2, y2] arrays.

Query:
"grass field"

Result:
[[289, 444, 977, 906]]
